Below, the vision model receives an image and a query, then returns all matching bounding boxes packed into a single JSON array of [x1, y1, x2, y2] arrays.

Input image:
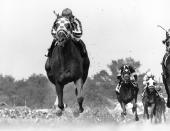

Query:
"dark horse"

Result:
[[116, 67, 139, 121], [142, 77, 166, 123], [162, 38, 170, 108], [45, 15, 90, 116]]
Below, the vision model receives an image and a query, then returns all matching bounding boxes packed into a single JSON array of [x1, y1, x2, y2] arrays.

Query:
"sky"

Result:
[[0, 0, 170, 80]]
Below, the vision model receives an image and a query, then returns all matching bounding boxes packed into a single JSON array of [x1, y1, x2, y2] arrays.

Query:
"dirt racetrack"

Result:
[[0, 100, 170, 131]]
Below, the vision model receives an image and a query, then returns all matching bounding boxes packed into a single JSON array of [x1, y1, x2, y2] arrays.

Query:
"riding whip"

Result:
[[157, 25, 168, 32]]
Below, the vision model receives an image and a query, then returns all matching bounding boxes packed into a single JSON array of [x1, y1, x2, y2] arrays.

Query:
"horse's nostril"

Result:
[[124, 74, 130, 79], [57, 30, 67, 38]]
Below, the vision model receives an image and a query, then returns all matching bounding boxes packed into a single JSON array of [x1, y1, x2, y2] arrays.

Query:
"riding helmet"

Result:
[[62, 8, 73, 17]]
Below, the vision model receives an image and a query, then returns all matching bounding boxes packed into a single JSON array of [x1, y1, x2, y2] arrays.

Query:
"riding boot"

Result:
[[74, 39, 87, 57], [46, 39, 57, 57], [162, 63, 168, 79]]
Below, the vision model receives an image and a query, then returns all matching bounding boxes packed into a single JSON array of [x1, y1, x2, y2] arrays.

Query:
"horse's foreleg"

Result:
[[120, 102, 126, 116], [150, 104, 155, 123], [74, 78, 84, 113], [163, 111, 166, 122], [55, 83, 64, 116], [143, 104, 149, 120], [132, 98, 139, 121], [132, 88, 139, 121]]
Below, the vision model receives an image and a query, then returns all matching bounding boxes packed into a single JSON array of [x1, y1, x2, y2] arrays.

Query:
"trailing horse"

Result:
[[142, 77, 166, 123], [162, 37, 170, 108], [116, 66, 139, 121], [45, 15, 90, 116]]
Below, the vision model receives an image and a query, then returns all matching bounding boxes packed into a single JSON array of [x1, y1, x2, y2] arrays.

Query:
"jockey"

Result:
[[115, 65, 138, 93], [46, 8, 87, 57], [142, 72, 162, 97], [162, 29, 170, 79]]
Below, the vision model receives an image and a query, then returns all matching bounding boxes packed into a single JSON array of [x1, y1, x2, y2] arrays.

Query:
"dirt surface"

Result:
[[0, 100, 170, 131]]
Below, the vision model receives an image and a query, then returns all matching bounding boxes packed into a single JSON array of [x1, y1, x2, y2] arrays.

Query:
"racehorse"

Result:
[[162, 38, 170, 108], [45, 15, 90, 116], [142, 77, 166, 123], [116, 66, 139, 121]]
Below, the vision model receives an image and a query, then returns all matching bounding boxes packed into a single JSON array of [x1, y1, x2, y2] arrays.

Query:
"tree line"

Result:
[[0, 57, 165, 109]]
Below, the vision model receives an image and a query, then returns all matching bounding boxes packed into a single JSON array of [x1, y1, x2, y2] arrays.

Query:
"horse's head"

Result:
[[165, 38, 170, 52], [146, 77, 157, 92], [121, 65, 131, 83], [52, 15, 72, 46]]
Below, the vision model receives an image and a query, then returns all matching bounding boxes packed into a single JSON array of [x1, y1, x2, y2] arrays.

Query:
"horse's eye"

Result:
[[65, 23, 71, 29], [54, 23, 59, 30]]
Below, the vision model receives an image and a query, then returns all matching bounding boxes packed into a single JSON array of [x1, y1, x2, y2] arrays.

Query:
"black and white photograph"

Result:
[[1, 0, 170, 130]]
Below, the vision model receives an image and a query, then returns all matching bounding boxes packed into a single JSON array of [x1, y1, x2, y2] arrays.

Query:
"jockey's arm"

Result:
[[72, 18, 83, 38], [129, 66, 135, 74], [134, 74, 137, 81], [128, 66, 137, 80], [130, 72, 137, 81]]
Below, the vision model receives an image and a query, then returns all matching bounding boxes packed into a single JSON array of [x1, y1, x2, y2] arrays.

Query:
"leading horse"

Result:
[[116, 66, 139, 121], [45, 15, 90, 116]]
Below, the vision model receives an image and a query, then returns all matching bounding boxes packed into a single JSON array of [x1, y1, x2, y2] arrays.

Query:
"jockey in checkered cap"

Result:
[[115, 65, 138, 93], [46, 8, 87, 57], [142, 71, 162, 97]]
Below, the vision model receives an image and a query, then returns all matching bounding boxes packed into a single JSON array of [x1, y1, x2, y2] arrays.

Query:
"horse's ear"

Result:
[[57, 13, 59, 18], [53, 10, 59, 18]]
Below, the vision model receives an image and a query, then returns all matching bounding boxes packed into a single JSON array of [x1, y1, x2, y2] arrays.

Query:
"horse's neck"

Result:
[[60, 39, 74, 55], [146, 87, 156, 97], [58, 39, 80, 63]]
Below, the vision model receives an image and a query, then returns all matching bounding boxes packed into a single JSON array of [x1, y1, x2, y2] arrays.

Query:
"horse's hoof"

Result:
[[135, 116, 139, 121], [147, 115, 149, 119], [56, 109, 62, 117], [121, 112, 126, 117], [79, 107, 84, 113]]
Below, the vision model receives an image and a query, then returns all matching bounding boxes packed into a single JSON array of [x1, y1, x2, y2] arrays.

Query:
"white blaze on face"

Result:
[[147, 77, 155, 88]]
